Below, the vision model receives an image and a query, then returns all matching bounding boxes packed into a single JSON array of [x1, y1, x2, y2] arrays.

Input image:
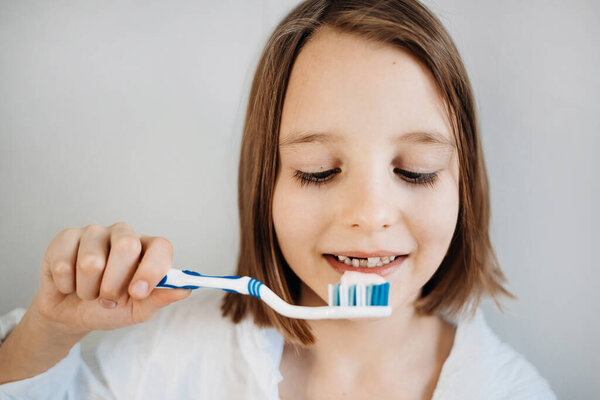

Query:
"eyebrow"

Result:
[[279, 129, 456, 149]]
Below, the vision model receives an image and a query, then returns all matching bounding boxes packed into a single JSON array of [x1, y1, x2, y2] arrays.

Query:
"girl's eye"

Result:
[[293, 168, 341, 187], [394, 167, 439, 188], [293, 167, 439, 188]]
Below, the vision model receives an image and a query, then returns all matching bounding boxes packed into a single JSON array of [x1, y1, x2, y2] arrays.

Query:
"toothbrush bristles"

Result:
[[328, 282, 390, 307]]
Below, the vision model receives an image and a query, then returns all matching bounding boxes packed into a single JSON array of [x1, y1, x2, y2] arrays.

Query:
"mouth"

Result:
[[323, 253, 408, 277]]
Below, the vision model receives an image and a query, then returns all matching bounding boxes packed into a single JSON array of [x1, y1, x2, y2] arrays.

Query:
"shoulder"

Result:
[[433, 309, 557, 400]]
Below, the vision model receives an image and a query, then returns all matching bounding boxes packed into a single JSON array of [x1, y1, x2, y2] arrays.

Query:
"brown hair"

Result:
[[221, 0, 515, 345]]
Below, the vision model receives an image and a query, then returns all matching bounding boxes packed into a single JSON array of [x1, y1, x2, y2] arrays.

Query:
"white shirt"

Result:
[[0, 291, 557, 399]]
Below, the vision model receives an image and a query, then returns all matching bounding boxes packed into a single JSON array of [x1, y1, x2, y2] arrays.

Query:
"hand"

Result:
[[31, 222, 191, 336]]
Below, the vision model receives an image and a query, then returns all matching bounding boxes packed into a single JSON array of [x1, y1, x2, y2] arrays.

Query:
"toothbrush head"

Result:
[[328, 282, 390, 306]]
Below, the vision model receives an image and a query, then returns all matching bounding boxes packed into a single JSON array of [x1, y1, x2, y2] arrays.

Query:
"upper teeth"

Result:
[[335, 255, 397, 268]]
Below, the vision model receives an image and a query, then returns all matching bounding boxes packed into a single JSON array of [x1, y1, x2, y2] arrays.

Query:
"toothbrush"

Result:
[[156, 268, 392, 320]]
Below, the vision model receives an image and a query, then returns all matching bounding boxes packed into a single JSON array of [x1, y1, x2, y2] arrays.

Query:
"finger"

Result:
[[128, 236, 174, 300], [43, 227, 81, 295], [98, 227, 142, 307], [51, 261, 77, 294], [132, 288, 191, 324], [76, 224, 109, 300]]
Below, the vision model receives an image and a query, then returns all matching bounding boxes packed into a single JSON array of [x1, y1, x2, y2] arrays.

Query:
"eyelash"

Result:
[[293, 168, 439, 188]]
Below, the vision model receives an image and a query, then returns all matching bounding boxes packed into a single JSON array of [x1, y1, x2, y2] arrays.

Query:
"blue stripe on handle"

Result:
[[156, 271, 242, 293], [155, 275, 200, 290], [157, 275, 168, 287], [247, 278, 263, 299], [182, 270, 241, 279]]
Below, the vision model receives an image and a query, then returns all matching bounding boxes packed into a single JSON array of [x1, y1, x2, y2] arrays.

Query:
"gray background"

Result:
[[1, 1, 598, 398]]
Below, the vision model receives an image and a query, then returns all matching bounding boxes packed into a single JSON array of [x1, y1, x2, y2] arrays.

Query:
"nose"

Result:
[[339, 169, 398, 233]]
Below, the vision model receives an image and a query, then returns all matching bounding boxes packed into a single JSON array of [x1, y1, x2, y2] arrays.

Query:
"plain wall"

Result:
[[1, 1, 597, 398]]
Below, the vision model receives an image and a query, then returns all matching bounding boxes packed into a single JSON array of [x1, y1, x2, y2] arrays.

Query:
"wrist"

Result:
[[28, 295, 91, 340], [0, 302, 87, 384]]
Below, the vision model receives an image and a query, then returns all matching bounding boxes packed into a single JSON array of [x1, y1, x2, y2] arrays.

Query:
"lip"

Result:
[[324, 254, 407, 277], [330, 250, 405, 258]]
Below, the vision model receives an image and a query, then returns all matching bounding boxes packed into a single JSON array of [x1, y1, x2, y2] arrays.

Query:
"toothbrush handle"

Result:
[[155, 268, 263, 298]]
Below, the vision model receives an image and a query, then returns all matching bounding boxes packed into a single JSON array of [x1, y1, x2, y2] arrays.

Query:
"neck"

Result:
[[291, 283, 446, 374], [278, 284, 457, 399]]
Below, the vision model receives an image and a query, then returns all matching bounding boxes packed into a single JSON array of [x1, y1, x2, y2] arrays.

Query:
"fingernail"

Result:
[[99, 298, 117, 309], [131, 280, 148, 297]]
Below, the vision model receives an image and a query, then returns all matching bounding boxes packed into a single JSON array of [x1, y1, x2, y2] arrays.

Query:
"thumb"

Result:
[[147, 288, 192, 309], [133, 288, 192, 323]]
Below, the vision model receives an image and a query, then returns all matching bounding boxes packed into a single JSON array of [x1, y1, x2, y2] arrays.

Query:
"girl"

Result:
[[0, 0, 556, 398]]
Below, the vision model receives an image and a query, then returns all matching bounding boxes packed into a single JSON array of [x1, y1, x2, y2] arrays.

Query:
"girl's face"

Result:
[[273, 27, 460, 312]]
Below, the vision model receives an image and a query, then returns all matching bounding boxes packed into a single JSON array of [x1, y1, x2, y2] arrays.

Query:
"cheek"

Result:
[[272, 178, 327, 264], [409, 176, 459, 265]]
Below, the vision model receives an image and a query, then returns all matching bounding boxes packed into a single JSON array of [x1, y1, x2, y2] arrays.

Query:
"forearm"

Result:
[[0, 307, 87, 384]]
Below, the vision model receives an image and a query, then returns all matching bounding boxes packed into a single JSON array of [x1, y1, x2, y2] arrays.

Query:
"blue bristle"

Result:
[[369, 285, 375, 306], [371, 285, 377, 306], [378, 283, 389, 306], [383, 282, 390, 305], [366, 285, 372, 306], [350, 285, 356, 306]]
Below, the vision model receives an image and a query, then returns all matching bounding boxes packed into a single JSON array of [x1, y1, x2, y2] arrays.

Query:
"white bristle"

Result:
[[356, 283, 366, 306], [328, 284, 333, 306], [339, 284, 347, 306]]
